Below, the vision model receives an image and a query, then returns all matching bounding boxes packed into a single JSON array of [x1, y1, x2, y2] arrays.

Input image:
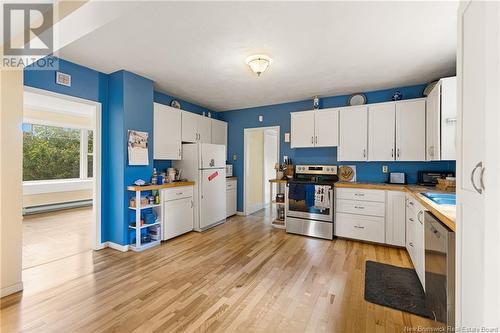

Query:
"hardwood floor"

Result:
[[22, 207, 92, 269], [2, 210, 441, 332]]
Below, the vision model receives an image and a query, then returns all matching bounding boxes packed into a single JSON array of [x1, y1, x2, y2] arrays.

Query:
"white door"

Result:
[[153, 103, 182, 160], [182, 111, 198, 143], [315, 108, 339, 147], [395, 99, 426, 161], [163, 197, 193, 240], [457, 2, 499, 327], [197, 116, 212, 143], [338, 106, 368, 161], [440, 77, 457, 160], [426, 83, 441, 161], [368, 103, 396, 161], [211, 119, 227, 146], [226, 189, 237, 217], [200, 143, 226, 169], [291, 111, 315, 148], [199, 169, 226, 229], [386, 191, 406, 247]]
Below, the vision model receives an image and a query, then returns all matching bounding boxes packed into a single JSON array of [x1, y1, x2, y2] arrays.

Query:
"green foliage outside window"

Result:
[[23, 124, 81, 181]]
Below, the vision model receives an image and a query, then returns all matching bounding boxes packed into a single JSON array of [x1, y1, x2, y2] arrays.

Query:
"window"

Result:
[[23, 123, 94, 181]]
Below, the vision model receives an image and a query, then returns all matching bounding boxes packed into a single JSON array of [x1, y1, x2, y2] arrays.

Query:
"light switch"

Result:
[[232, 154, 237, 161], [258, 115, 263, 122]]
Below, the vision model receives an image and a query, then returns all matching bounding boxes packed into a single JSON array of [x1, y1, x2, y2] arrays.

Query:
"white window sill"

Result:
[[23, 179, 93, 195]]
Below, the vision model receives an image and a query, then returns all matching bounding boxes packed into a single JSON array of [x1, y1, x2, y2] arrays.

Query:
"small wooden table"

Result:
[[269, 179, 287, 229]]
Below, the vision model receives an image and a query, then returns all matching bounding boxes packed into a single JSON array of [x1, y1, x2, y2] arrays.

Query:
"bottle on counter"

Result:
[[154, 190, 160, 204], [151, 168, 158, 185]]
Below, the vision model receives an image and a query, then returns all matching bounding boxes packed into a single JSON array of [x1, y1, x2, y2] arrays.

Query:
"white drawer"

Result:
[[336, 188, 385, 203], [163, 186, 193, 201], [336, 199, 385, 217], [335, 213, 385, 243], [226, 179, 237, 190]]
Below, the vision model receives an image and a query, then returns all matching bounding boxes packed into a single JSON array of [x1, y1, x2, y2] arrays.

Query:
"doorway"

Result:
[[22, 87, 102, 270], [243, 126, 280, 215]]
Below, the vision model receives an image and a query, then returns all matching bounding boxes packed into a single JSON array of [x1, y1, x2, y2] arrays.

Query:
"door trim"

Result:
[[243, 126, 280, 216]]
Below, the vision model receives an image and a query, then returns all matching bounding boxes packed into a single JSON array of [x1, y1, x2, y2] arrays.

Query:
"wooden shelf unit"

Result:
[[127, 187, 162, 252], [269, 179, 287, 229]]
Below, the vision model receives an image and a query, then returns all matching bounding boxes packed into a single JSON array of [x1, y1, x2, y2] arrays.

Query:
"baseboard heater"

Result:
[[23, 199, 92, 215]]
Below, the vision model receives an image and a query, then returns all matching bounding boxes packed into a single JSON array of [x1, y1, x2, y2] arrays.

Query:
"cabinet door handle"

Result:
[[409, 242, 414, 247], [178, 148, 181, 157], [391, 148, 394, 158], [354, 193, 365, 197], [409, 201, 414, 206], [417, 211, 423, 224], [409, 217, 414, 222], [311, 136, 314, 144], [471, 161, 483, 194], [397, 148, 400, 159], [354, 206, 365, 209], [363, 149, 366, 158], [315, 136, 318, 144], [480, 166, 486, 191], [354, 225, 365, 229]]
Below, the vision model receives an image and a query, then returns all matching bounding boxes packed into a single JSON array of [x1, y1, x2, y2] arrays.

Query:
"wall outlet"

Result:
[[232, 154, 237, 161], [382, 165, 388, 173], [283, 155, 288, 163]]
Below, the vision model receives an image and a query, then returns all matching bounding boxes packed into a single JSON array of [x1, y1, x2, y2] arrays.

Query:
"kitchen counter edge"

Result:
[[127, 181, 195, 192]]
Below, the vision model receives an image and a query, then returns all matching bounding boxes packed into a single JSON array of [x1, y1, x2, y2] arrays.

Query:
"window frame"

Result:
[[22, 120, 94, 184]]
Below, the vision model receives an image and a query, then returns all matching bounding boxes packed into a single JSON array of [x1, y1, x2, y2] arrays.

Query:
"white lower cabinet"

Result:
[[336, 212, 385, 243], [405, 193, 426, 289], [226, 179, 237, 217], [162, 186, 194, 240], [334, 188, 386, 243], [385, 191, 406, 247]]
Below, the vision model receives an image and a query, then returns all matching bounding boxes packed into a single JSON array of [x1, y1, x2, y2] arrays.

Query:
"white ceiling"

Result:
[[58, 1, 458, 111]]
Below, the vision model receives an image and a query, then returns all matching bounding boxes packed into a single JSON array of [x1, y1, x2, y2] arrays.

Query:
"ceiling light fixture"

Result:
[[245, 54, 273, 77]]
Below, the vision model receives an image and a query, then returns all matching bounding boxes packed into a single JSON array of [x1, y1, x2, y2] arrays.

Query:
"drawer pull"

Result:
[[354, 225, 365, 229], [354, 193, 365, 197], [176, 192, 183, 196], [409, 217, 414, 222], [409, 242, 414, 247], [354, 206, 365, 209], [409, 201, 414, 206]]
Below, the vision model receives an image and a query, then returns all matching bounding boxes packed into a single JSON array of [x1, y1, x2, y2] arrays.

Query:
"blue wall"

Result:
[[220, 85, 456, 212], [24, 57, 215, 245]]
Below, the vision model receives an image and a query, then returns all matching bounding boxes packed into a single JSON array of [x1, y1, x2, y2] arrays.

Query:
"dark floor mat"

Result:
[[364, 260, 433, 319]]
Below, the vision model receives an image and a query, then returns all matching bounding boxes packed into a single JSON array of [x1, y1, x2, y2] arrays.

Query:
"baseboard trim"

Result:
[[105, 241, 129, 252], [94, 242, 107, 250], [236, 211, 245, 216], [1, 282, 23, 298]]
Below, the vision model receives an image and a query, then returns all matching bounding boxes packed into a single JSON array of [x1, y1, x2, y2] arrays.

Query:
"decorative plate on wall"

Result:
[[348, 93, 367, 106], [170, 99, 181, 109], [339, 165, 356, 182]]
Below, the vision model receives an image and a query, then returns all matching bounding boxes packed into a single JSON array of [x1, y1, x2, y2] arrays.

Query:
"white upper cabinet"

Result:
[[181, 111, 198, 143], [153, 103, 182, 160], [291, 111, 316, 148], [338, 106, 368, 161], [197, 116, 212, 143], [368, 103, 396, 161], [315, 108, 339, 147], [291, 109, 339, 148], [211, 119, 227, 146], [181, 111, 212, 143], [395, 99, 426, 161], [426, 77, 457, 161]]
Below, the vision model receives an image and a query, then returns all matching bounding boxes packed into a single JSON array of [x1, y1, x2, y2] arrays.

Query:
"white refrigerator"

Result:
[[173, 143, 226, 231]]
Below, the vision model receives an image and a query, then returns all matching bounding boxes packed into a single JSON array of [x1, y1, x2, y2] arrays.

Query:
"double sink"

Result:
[[421, 192, 456, 206]]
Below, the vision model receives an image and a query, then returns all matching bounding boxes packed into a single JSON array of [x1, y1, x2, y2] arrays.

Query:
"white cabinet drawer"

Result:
[[226, 179, 237, 190], [335, 213, 385, 243], [336, 188, 385, 203], [336, 199, 385, 217], [162, 186, 193, 201]]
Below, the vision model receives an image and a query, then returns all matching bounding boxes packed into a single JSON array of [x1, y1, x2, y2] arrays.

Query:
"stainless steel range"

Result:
[[286, 165, 338, 240]]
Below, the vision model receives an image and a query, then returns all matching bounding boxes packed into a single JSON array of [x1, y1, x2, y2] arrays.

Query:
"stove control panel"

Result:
[[295, 165, 337, 175]]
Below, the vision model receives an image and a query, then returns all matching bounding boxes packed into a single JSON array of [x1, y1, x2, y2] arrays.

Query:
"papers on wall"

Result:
[[128, 130, 149, 165]]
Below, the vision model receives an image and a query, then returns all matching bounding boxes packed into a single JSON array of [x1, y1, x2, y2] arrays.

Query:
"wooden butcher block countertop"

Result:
[[335, 182, 456, 232]]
